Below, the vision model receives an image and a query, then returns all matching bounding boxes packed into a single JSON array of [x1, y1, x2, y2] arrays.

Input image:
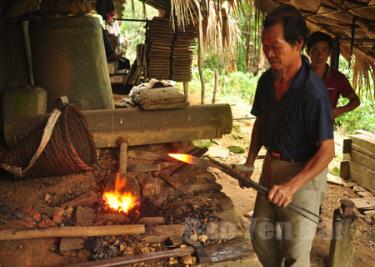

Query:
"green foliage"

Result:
[[193, 139, 214, 148], [227, 145, 245, 154], [333, 55, 375, 133], [338, 55, 353, 80], [330, 166, 340, 176], [335, 97, 375, 133], [119, 2, 158, 62], [188, 67, 259, 104]]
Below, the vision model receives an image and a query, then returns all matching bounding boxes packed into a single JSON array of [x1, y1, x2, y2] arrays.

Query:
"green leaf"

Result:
[[227, 145, 245, 154]]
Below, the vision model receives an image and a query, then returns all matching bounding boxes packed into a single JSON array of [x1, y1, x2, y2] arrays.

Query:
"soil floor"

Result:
[[0, 94, 374, 267]]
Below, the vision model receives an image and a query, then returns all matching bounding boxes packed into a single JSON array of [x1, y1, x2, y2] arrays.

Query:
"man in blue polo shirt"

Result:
[[242, 5, 335, 267]]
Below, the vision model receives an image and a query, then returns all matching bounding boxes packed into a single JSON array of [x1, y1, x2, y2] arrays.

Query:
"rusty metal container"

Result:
[[29, 16, 114, 111]]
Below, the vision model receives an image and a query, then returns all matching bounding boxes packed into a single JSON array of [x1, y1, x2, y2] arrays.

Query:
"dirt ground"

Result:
[[0, 95, 374, 266]]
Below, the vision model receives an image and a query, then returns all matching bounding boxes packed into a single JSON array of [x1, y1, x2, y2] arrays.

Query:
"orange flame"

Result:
[[102, 172, 138, 214], [168, 153, 194, 164]]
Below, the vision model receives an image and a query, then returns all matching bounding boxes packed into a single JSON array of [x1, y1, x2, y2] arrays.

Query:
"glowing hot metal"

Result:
[[168, 153, 212, 168]]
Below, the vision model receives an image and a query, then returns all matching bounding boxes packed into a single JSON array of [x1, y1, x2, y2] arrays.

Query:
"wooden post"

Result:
[[212, 70, 218, 104], [197, 33, 205, 104], [118, 137, 128, 176], [343, 139, 352, 154], [328, 198, 356, 267], [183, 81, 189, 99], [340, 160, 350, 180]]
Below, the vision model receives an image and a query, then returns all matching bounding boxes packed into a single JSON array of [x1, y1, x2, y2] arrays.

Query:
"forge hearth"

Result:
[[0, 142, 254, 266]]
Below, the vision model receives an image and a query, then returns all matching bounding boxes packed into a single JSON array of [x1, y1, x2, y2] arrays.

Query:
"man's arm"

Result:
[[245, 117, 263, 168], [268, 139, 335, 207], [332, 92, 360, 119]]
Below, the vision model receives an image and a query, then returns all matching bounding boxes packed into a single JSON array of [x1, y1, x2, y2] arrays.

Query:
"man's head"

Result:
[[261, 5, 308, 71], [306, 31, 332, 66]]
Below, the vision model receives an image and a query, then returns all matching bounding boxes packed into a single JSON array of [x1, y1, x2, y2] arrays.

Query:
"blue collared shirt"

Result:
[[251, 58, 334, 162]]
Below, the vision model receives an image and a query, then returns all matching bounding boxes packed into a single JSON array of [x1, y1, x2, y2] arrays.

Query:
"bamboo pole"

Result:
[[0, 225, 145, 241], [197, 33, 205, 104], [183, 81, 189, 99], [212, 70, 218, 104]]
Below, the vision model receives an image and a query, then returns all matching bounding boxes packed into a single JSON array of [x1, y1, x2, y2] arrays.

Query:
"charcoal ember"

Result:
[[52, 207, 65, 224], [162, 192, 221, 224], [169, 257, 178, 265], [90, 236, 141, 260], [140, 198, 164, 217], [181, 254, 197, 265]]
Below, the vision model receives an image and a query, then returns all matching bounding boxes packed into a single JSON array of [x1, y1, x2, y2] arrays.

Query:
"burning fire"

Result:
[[102, 172, 139, 213]]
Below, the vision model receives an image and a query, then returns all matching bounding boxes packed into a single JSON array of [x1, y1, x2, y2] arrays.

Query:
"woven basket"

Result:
[[1, 104, 96, 178]]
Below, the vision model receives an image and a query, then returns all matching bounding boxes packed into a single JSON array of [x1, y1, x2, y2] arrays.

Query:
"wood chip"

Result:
[[351, 197, 375, 211]]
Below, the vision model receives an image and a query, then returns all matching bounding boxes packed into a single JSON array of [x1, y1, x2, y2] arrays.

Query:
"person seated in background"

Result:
[[96, 0, 130, 69], [306, 31, 360, 120]]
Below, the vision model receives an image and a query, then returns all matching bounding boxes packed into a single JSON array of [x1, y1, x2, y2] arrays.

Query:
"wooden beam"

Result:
[[351, 133, 375, 154], [0, 225, 145, 241], [5, 104, 233, 148], [350, 161, 375, 193], [352, 143, 375, 159], [350, 150, 375, 172]]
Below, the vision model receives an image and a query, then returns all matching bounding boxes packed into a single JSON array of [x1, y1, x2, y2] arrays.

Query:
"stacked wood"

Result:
[[342, 130, 375, 193], [146, 18, 173, 80], [171, 25, 197, 82], [145, 18, 197, 82], [124, 44, 146, 86]]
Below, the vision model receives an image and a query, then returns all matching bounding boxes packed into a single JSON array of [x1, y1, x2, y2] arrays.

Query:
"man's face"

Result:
[[261, 23, 302, 71], [308, 41, 331, 65]]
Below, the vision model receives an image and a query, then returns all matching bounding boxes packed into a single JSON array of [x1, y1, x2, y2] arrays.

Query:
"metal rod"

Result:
[[115, 18, 149, 22], [62, 247, 195, 267], [207, 157, 320, 224]]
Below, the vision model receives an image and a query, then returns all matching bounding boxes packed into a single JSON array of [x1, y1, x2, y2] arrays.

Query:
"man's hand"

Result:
[[232, 164, 254, 188], [267, 183, 297, 208]]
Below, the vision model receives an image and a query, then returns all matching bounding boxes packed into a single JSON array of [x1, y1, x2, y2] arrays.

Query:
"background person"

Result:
[[306, 31, 360, 120]]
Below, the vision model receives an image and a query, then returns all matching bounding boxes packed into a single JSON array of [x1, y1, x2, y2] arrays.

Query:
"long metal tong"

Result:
[[169, 153, 320, 225]]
